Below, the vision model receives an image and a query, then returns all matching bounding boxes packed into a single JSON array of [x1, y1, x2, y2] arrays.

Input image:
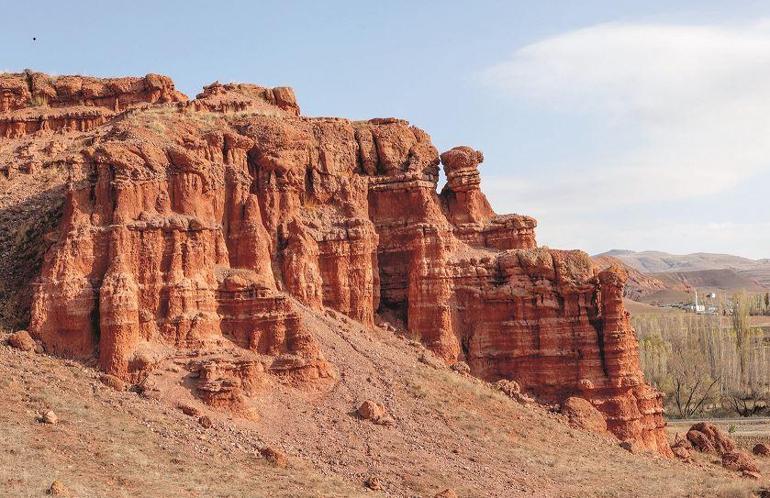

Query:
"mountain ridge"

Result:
[[596, 250, 770, 289]]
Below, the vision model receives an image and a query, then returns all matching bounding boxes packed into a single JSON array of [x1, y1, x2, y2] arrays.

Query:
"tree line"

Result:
[[634, 293, 770, 418]]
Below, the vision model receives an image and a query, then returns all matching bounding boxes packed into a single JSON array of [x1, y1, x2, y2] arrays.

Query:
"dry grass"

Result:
[[0, 344, 362, 498], [2, 308, 770, 496], [27, 95, 48, 107]]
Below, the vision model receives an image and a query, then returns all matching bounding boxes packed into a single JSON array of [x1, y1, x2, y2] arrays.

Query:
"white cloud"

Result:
[[481, 21, 770, 210], [533, 219, 770, 260]]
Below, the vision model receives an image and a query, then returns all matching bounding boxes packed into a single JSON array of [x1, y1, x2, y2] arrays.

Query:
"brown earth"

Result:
[[3, 328, 768, 497], [652, 269, 766, 293]]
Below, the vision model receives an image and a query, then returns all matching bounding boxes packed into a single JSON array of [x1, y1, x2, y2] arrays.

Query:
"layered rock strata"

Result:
[[2, 72, 670, 454]]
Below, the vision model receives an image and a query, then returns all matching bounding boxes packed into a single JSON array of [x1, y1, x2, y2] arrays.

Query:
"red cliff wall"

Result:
[[12, 73, 669, 455]]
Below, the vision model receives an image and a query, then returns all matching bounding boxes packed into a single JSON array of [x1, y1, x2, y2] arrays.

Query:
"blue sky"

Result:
[[4, 1, 769, 258]]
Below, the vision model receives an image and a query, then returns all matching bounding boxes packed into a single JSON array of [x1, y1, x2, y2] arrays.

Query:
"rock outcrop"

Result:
[[561, 396, 608, 434], [0, 71, 186, 138], [684, 422, 761, 477], [8, 330, 36, 351], [686, 422, 736, 455], [0, 72, 670, 454], [754, 443, 770, 457]]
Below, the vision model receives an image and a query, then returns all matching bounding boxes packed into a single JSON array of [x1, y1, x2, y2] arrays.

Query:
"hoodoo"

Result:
[[0, 71, 669, 455]]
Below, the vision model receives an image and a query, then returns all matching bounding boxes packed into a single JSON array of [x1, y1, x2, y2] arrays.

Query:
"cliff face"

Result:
[[1, 72, 669, 455]]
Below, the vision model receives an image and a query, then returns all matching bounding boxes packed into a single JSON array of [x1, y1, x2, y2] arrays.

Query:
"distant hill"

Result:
[[597, 250, 770, 289], [592, 255, 685, 301], [652, 268, 765, 292]]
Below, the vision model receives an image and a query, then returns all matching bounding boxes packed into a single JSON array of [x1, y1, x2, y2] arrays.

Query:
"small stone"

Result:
[[260, 446, 288, 467], [365, 475, 383, 490], [177, 403, 200, 417], [41, 410, 58, 425], [434, 489, 458, 498], [450, 361, 470, 375], [198, 416, 213, 429], [99, 374, 126, 391], [753, 443, 770, 456], [47, 480, 69, 496], [357, 400, 385, 421]]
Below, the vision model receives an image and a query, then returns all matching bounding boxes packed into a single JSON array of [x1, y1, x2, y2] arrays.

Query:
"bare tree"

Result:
[[635, 305, 770, 418], [668, 331, 720, 418], [732, 292, 751, 387], [727, 388, 768, 417]]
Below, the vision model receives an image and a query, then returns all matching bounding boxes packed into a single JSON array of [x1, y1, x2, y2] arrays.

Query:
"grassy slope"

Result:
[[0, 344, 359, 498]]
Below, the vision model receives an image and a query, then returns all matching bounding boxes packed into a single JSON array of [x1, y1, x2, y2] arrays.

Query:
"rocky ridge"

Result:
[[1, 71, 669, 455]]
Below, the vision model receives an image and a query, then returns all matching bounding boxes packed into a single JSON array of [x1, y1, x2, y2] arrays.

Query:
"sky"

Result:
[[3, 1, 769, 258]]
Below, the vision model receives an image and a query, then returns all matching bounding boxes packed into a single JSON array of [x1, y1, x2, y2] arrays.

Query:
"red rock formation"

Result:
[[754, 443, 770, 457], [0, 71, 187, 138], [0, 71, 185, 112], [722, 451, 760, 476], [686, 422, 737, 455], [561, 396, 608, 434], [17, 72, 670, 454], [592, 254, 681, 301]]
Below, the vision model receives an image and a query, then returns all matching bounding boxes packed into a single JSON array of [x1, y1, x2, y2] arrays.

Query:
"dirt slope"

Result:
[[652, 269, 765, 292], [2, 314, 766, 497]]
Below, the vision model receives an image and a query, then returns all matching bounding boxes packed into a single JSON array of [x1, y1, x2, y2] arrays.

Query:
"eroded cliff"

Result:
[[0, 71, 669, 455]]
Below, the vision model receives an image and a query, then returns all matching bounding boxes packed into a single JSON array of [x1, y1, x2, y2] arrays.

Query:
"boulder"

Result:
[[357, 400, 393, 426], [561, 397, 608, 434], [753, 443, 770, 457], [8, 330, 36, 352], [47, 480, 69, 496], [365, 476, 383, 490], [260, 446, 288, 467], [40, 410, 58, 425], [686, 422, 736, 455], [99, 374, 127, 391], [721, 451, 760, 474]]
